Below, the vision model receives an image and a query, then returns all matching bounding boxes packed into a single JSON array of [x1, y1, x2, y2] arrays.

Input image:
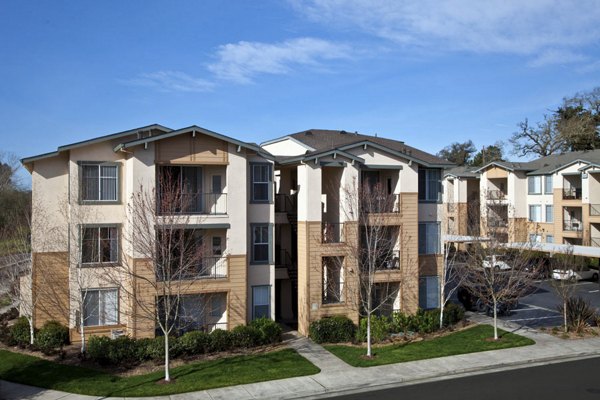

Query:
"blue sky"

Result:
[[2, 1, 600, 186]]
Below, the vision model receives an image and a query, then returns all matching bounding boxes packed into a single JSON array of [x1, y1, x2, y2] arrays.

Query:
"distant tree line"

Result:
[[437, 87, 600, 164], [0, 152, 31, 252]]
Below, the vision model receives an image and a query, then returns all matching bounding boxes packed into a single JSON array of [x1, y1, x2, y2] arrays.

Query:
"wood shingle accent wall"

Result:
[[155, 133, 228, 165], [32, 252, 69, 328]]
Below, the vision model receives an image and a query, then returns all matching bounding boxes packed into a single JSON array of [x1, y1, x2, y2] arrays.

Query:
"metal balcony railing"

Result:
[[159, 193, 227, 215], [322, 222, 344, 243], [362, 194, 400, 213], [563, 220, 583, 232], [487, 190, 507, 200], [275, 193, 297, 213], [157, 257, 228, 281], [375, 250, 400, 270], [563, 187, 582, 200]]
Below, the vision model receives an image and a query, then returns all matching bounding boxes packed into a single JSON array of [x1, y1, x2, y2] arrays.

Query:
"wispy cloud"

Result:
[[290, 0, 600, 63], [207, 37, 352, 83], [528, 49, 587, 68], [124, 70, 214, 93]]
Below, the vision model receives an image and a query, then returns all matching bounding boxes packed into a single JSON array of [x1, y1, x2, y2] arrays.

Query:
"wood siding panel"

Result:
[[486, 166, 508, 179], [32, 252, 69, 328], [155, 133, 228, 165]]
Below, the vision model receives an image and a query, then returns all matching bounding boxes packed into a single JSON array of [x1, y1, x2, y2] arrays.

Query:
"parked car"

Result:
[[482, 255, 511, 271], [456, 286, 518, 316], [552, 266, 599, 282]]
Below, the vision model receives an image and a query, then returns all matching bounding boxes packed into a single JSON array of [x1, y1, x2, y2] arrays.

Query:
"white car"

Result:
[[552, 267, 599, 282], [482, 255, 512, 271]]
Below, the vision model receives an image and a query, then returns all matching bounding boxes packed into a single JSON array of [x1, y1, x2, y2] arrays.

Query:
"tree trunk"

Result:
[[80, 312, 86, 353], [28, 317, 34, 345], [439, 302, 444, 330], [366, 313, 372, 358], [164, 334, 171, 382], [564, 299, 568, 333], [492, 299, 498, 340]]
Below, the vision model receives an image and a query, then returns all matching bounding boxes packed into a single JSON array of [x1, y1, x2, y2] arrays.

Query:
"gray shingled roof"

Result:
[[286, 129, 453, 167], [444, 165, 479, 178]]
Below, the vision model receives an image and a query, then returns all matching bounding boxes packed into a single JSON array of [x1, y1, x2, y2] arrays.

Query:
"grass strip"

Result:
[[0, 348, 320, 396], [324, 324, 535, 367]]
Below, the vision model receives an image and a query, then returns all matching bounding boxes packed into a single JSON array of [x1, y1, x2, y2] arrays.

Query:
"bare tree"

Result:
[[510, 116, 566, 158], [112, 171, 209, 382], [340, 180, 402, 357], [439, 244, 468, 329], [0, 151, 21, 193], [548, 249, 580, 333]]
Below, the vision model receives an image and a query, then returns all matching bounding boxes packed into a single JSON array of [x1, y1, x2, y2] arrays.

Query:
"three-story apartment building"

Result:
[[22, 125, 451, 339]]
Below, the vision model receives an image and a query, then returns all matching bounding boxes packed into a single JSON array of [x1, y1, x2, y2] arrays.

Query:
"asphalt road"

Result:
[[331, 356, 600, 400], [498, 279, 600, 328]]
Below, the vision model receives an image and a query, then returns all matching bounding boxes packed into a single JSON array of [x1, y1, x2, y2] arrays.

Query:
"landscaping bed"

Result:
[[324, 324, 535, 367]]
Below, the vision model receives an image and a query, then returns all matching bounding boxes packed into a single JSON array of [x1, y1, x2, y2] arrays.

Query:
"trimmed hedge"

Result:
[[309, 315, 356, 344], [9, 317, 32, 347], [86, 319, 283, 366], [356, 315, 391, 343], [36, 320, 69, 354]]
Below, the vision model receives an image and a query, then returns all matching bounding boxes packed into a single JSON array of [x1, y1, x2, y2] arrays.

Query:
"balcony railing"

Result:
[[159, 193, 227, 215], [375, 250, 400, 270], [322, 222, 344, 243], [591, 204, 600, 216], [563, 187, 582, 200], [362, 194, 400, 213], [591, 237, 600, 247], [487, 190, 507, 200], [487, 219, 508, 228], [275, 193, 297, 213], [158, 257, 228, 281], [275, 248, 293, 268], [563, 220, 583, 232]]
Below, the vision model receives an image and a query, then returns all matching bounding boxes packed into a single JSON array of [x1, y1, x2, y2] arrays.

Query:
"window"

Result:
[[528, 205, 541, 222], [418, 223, 440, 255], [545, 205, 554, 223], [82, 288, 118, 327], [323, 256, 344, 304], [252, 286, 270, 319], [158, 166, 202, 214], [251, 224, 270, 264], [81, 226, 118, 264], [81, 163, 118, 202], [546, 235, 554, 244], [212, 236, 222, 256], [418, 276, 439, 310], [418, 169, 441, 202], [528, 176, 542, 194], [544, 175, 553, 194], [251, 164, 272, 202], [529, 233, 542, 243]]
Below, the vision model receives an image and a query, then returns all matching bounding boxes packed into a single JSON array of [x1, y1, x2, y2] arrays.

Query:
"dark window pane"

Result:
[[83, 290, 99, 326], [82, 165, 99, 201], [82, 228, 99, 263]]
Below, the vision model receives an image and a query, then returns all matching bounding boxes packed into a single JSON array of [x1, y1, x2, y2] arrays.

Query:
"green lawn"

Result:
[[0, 348, 320, 396], [325, 325, 535, 367]]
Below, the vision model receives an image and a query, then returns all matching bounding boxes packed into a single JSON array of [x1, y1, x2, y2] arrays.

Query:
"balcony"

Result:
[[563, 220, 583, 232], [159, 193, 227, 215], [376, 250, 400, 270], [591, 204, 600, 216], [322, 222, 344, 244], [487, 219, 508, 228], [563, 187, 582, 200], [158, 257, 228, 281], [362, 194, 400, 213], [591, 237, 600, 247], [486, 190, 507, 200], [275, 193, 297, 213]]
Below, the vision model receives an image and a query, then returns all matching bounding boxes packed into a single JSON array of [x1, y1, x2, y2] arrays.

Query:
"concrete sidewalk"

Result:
[[2, 315, 600, 400]]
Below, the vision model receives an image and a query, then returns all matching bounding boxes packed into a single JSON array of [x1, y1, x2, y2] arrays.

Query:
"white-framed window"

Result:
[[81, 163, 118, 202], [251, 224, 270, 264], [419, 276, 439, 310], [82, 288, 118, 327], [544, 175, 553, 194], [528, 176, 542, 194], [251, 164, 271, 203], [546, 235, 554, 243], [528, 205, 542, 222], [81, 226, 118, 265], [418, 222, 440, 255], [529, 233, 542, 243], [418, 169, 442, 202], [545, 205, 554, 223], [252, 285, 270, 320]]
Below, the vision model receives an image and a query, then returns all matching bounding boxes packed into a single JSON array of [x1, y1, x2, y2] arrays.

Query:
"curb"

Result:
[[284, 350, 600, 399]]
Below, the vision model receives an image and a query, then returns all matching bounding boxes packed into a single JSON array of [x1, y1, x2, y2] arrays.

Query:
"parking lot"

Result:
[[495, 279, 600, 328]]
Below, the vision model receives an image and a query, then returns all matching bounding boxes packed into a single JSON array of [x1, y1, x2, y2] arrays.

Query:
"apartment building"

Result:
[[443, 150, 600, 249], [22, 125, 451, 340]]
